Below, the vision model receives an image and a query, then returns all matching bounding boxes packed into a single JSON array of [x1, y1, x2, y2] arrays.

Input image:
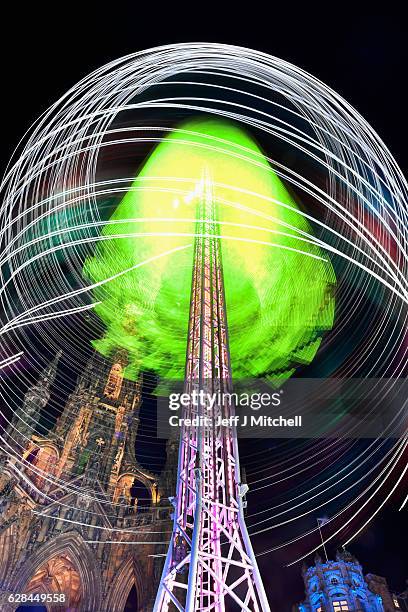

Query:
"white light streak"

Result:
[[0, 42, 406, 567]]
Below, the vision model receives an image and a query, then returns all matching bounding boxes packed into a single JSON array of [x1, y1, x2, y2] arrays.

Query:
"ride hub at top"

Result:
[[84, 118, 335, 382]]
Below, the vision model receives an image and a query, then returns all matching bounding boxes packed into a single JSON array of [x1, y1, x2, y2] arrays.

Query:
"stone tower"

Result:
[[0, 350, 175, 611]]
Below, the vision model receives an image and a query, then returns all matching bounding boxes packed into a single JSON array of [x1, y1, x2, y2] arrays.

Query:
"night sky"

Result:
[[1, 4, 407, 610]]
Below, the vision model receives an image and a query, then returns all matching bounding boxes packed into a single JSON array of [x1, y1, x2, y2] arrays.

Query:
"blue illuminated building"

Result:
[[294, 548, 400, 611]]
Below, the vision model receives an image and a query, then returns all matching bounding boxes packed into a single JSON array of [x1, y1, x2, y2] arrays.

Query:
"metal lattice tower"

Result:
[[154, 173, 270, 612]]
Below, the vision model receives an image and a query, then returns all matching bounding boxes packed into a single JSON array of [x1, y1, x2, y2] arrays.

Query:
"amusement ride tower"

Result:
[[154, 173, 270, 611]]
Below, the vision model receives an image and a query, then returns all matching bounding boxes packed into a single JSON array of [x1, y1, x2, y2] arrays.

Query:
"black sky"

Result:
[[1, 4, 407, 610]]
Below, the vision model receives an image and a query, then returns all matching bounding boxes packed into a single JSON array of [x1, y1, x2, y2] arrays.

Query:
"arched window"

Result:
[[26, 447, 39, 465], [124, 584, 138, 611], [114, 474, 152, 513], [130, 479, 151, 514]]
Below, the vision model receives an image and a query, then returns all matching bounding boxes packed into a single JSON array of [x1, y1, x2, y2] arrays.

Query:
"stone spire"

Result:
[[11, 351, 62, 448]]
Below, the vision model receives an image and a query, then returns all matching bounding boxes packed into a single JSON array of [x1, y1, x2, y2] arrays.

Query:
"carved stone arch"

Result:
[[113, 470, 157, 506], [104, 554, 146, 612], [329, 587, 348, 597], [11, 531, 102, 611], [23, 440, 60, 462]]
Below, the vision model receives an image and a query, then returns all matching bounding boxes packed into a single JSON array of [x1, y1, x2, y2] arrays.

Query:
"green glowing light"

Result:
[[84, 118, 335, 380]]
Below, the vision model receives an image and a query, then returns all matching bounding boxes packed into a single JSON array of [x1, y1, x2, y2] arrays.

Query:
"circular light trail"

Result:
[[0, 43, 406, 568]]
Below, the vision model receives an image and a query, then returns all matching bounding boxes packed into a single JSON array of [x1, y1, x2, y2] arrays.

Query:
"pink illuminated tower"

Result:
[[154, 174, 270, 611]]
